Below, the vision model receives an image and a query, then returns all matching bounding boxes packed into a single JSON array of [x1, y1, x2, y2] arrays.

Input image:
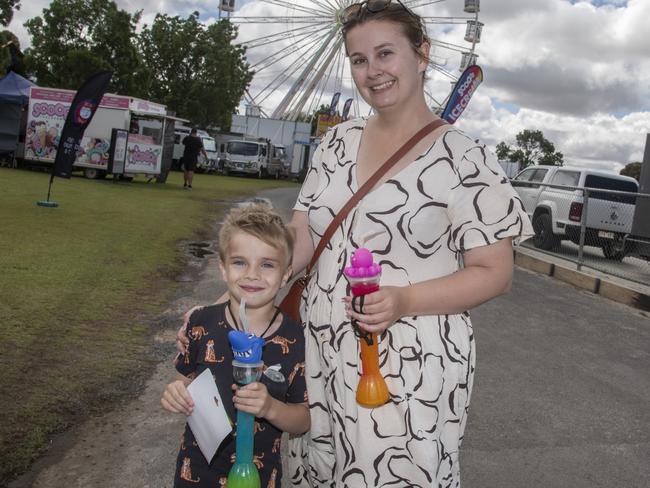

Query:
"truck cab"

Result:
[[223, 139, 285, 178]]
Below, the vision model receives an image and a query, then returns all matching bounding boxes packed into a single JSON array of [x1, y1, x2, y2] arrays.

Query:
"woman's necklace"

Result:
[[226, 300, 281, 339]]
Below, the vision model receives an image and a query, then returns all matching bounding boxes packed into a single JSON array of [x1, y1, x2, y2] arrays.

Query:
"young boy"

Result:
[[161, 204, 309, 487]]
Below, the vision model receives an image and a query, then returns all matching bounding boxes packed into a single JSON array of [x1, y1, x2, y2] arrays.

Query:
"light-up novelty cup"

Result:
[[344, 248, 390, 408], [227, 330, 265, 488]]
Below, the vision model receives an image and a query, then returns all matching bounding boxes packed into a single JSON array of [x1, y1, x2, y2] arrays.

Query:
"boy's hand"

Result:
[[161, 380, 194, 416], [232, 382, 273, 418]]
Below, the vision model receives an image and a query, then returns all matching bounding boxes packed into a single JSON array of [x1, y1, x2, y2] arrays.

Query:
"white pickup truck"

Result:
[[511, 165, 639, 260]]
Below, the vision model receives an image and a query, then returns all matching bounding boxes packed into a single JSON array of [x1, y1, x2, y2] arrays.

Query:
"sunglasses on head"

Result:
[[341, 0, 419, 25]]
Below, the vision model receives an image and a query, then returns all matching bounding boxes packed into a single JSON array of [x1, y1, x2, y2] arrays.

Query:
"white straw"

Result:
[[238, 299, 251, 333]]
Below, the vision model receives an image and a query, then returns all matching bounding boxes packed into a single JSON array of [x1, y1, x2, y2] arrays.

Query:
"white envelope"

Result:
[[186, 368, 233, 462]]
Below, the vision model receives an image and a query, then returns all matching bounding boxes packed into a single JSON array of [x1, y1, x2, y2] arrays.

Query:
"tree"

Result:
[[137, 13, 252, 129], [497, 129, 564, 169], [620, 162, 641, 181], [0, 0, 20, 27], [23, 0, 144, 96], [1, 30, 26, 76], [495, 141, 511, 161]]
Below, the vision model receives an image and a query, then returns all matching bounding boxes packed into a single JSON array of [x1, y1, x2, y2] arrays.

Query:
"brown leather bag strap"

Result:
[[303, 118, 448, 277]]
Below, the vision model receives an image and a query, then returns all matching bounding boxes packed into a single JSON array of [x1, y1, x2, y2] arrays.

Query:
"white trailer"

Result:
[[20, 87, 175, 179]]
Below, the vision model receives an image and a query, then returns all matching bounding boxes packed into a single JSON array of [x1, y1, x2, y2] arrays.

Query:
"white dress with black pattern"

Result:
[[293, 118, 533, 488]]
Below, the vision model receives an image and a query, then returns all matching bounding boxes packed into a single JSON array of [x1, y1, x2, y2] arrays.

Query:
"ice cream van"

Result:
[[19, 86, 177, 179]]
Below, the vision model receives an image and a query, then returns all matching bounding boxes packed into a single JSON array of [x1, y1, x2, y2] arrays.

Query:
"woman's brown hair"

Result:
[[341, 3, 430, 62]]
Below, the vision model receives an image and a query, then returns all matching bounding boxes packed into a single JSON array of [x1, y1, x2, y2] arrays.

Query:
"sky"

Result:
[[9, 0, 650, 172]]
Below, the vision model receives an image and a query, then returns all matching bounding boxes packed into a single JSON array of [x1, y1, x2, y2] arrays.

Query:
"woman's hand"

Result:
[[344, 286, 409, 334], [232, 382, 274, 418], [175, 306, 200, 355], [161, 380, 194, 415], [176, 303, 213, 355]]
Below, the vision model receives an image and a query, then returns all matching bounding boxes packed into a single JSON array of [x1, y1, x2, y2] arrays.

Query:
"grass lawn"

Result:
[[0, 167, 297, 484]]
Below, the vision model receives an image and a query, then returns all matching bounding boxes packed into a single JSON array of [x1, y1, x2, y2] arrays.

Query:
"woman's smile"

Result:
[[370, 80, 395, 92]]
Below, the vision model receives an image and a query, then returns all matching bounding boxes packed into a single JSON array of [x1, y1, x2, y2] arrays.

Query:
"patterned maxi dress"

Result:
[[293, 118, 533, 488]]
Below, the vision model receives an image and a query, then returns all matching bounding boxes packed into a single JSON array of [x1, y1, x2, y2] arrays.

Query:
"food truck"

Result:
[[20, 86, 175, 179]]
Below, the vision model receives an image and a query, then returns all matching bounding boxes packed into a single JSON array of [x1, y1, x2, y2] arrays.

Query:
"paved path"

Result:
[[10, 186, 650, 488], [462, 267, 650, 488]]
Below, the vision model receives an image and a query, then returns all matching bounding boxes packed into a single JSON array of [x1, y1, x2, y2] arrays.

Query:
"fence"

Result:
[[519, 183, 650, 287]]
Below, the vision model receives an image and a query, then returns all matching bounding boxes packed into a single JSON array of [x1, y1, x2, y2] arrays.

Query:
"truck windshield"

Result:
[[227, 141, 259, 156], [585, 175, 638, 204], [202, 138, 216, 152]]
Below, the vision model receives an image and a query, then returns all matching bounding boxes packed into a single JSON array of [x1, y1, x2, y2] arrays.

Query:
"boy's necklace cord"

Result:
[[226, 300, 281, 339]]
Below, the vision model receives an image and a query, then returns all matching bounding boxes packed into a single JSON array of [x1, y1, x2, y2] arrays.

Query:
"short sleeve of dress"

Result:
[[447, 134, 533, 252]]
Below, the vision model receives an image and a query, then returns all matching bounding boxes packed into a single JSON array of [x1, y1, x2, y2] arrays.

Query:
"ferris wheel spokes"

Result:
[[247, 24, 330, 70], [240, 21, 329, 50], [284, 36, 344, 119], [254, 29, 337, 104], [271, 26, 340, 118], [255, 0, 330, 17]]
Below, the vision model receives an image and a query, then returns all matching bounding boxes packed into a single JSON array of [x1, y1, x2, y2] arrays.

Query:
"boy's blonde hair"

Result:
[[218, 203, 294, 267]]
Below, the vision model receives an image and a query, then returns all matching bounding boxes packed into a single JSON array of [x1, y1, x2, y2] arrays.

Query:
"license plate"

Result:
[[598, 231, 614, 239]]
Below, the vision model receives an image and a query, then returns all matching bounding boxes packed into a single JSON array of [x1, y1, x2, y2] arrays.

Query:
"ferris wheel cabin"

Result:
[[220, 0, 235, 13], [464, 0, 480, 14]]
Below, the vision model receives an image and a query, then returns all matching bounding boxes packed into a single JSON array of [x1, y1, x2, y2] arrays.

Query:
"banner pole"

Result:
[[37, 167, 59, 207]]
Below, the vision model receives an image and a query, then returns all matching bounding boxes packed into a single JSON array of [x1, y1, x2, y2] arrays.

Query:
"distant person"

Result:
[[161, 203, 310, 487], [182, 128, 207, 189]]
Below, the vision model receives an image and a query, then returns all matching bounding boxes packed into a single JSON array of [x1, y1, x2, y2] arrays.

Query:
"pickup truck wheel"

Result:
[[532, 213, 559, 251], [601, 236, 626, 261]]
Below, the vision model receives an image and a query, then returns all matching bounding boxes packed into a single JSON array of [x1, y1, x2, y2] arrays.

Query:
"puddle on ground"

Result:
[[187, 241, 214, 259]]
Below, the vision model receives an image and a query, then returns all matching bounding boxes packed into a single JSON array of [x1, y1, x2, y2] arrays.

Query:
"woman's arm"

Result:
[[287, 210, 314, 277], [346, 238, 514, 333]]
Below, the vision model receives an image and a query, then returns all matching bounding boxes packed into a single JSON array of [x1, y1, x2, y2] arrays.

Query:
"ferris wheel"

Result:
[[221, 0, 483, 121]]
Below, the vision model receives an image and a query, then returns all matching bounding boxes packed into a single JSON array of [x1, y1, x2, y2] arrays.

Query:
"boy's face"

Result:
[[219, 230, 292, 310]]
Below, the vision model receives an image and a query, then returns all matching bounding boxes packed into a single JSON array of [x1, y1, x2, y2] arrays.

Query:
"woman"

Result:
[[287, 2, 532, 487], [179, 1, 531, 485]]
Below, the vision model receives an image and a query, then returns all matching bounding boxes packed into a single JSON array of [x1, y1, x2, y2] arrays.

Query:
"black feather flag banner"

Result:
[[52, 71, 113, 178]]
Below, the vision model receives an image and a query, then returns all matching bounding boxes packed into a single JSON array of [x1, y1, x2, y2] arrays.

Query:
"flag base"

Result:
[[37, 201, 59, 208]]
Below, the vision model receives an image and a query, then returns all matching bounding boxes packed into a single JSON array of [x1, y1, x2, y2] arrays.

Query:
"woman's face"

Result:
[[346, 19, 429, 113]]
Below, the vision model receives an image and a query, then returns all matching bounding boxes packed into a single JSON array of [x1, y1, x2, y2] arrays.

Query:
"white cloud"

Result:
[[6, 0, 649, 171]]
